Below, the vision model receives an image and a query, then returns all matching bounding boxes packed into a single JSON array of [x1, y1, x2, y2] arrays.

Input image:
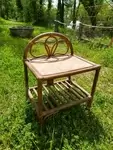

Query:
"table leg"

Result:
[[67, 76, 71, 83], [24, 63, 29, 100], [37, 80, 43, 124], [87, 68, 100, 108], [47, 79, 53, 85]]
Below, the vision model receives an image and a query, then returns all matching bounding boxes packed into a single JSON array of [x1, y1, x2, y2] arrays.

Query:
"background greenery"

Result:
[[0, 0, 113, 26], [0, 18, 113, 150]]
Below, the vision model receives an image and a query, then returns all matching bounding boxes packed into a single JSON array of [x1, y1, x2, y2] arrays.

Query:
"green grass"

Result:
[[0, 18, 113, 150]]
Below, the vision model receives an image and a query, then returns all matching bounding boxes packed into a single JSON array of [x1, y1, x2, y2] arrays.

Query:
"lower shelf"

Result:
[[28, 80, 91, 118]]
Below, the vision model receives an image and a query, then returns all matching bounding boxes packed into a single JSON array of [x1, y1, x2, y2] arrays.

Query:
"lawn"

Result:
[[0, 18, 113, 150]]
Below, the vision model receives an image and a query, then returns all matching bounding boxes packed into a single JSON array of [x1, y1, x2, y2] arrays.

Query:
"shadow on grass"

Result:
[[25, 104, 106, 150]]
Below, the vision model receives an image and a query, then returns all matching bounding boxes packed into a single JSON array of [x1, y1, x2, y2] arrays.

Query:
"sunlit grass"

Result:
[[0, 18, 113, 150]]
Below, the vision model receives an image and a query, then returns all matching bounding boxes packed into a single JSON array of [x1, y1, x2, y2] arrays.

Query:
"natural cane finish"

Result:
[[23, 32, 101, 123]]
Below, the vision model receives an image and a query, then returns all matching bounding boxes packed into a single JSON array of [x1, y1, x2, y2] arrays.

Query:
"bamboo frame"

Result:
[[23, 32, 101, 124]]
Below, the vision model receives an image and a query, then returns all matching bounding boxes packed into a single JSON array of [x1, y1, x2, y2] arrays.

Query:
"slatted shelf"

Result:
[[28, 80, 91, 118]]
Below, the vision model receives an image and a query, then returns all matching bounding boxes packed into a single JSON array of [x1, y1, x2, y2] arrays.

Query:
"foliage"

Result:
[[16, 0, 23, 10], [0, 0, 56, 26], [76, 2, 113, 40], [0, 0, 112, 30], [0, 0, 11, 19], [97, 3, 113, 26], [80, 0, 104, 26], [0, 19, 113, 150]]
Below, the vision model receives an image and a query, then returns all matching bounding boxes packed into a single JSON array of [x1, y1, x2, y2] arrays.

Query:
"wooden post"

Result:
[[78, 23, 83, 40], [54, 20, 59, 32]]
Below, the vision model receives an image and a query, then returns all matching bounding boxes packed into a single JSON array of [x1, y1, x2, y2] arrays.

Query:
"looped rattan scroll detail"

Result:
[[24, 32, 73, 59], [44, 35, 58, 57]]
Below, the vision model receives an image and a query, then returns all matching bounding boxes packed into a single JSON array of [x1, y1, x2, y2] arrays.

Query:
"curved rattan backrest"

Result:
[[24, 32, 73, 59]]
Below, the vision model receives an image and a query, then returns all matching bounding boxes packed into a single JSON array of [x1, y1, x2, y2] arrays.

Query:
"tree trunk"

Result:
[[48, 0, 52, 12], [36, 0, 44, 25], [31, 0, 37, 23], [72, 0, 76, 29], [80, 0, 104, 30], [60, 0, 64, 25], [57, 0, 61, 21], [55, 0, 61, 32], [47, 0, 52, 27], [16, 0, 23, 10]]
